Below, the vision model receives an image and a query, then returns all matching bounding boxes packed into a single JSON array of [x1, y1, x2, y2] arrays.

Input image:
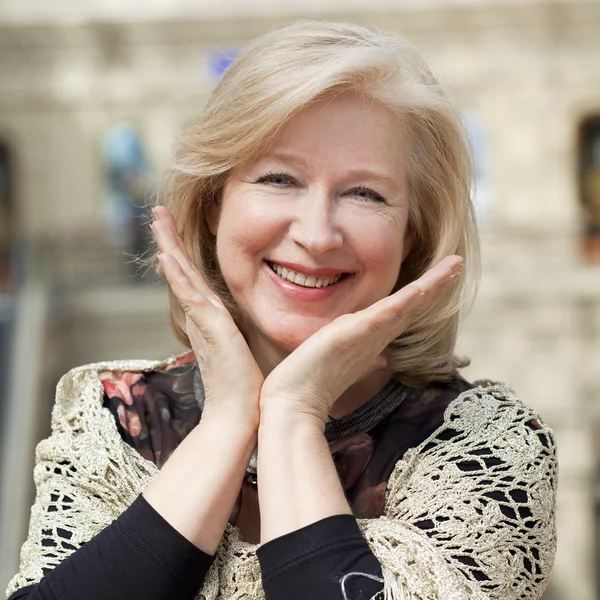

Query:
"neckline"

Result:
[[324, 379, 413, 441], [192, 364, 413, 443]]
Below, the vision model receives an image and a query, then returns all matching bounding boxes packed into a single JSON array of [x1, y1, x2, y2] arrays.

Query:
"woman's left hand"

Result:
[[259, 255, 464, 426]]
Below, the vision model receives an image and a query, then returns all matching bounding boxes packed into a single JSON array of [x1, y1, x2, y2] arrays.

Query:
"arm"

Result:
[[4, 363, 256, 600], [6, 495, 213, 600], [254, 257, 465, 599], [254, 256, 556, 600], [143, 416, 256, 554], [145, 206, 264, 555], [257, 412, 350, 542], [7, 207, 264, 599], [362, 385, 557, 600], [256, 412, 385, 600], [258, 385, 557, 600], [257, 256, 464, 541]]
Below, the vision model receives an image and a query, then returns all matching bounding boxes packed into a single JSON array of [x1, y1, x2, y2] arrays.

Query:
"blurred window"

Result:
[[464, 111, 493, 226], [0, 140, 15, 437], [102, 125, 152, 277], [0, 141, 14, 289], [207, 48, 240, 80], [579, 116, 600, 263]]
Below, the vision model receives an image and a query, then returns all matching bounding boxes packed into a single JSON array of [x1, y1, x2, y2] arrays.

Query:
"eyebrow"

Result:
[[261, 151, 400, 192]]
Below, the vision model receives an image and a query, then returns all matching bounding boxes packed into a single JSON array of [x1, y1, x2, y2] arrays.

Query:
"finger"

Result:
[[158, 253, 220, 318], [412, 255, 463, 301], [360, 257, 463, 325], [406, 255, 464, 297], [356, 256, 464, 341], [151, 213, 189, 261], [405, 269, 462, 326], [390, 255, 463, 310], [152, 206, 186, 252], [151, 214, 215, 298], [411, 257, 464, 317]]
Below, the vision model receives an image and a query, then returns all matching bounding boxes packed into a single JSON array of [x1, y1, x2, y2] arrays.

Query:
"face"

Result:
[[208, 91, 413, 364]]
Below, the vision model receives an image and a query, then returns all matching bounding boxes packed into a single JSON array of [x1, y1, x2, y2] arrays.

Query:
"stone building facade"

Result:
[[0, 1, 599, 598]]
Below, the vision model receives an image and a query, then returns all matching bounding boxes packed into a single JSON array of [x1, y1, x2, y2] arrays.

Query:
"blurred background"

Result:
[[0, 0, 598, 598]]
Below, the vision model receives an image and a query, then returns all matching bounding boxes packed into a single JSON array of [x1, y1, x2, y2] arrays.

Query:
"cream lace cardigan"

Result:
[[6, 357, 557, 600]]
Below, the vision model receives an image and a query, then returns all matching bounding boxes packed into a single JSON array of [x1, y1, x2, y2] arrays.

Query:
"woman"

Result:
[[6, 20, 556, 600]]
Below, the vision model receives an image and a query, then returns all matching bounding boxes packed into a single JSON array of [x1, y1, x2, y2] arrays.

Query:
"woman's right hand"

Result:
[[151, 206, 263, 430]]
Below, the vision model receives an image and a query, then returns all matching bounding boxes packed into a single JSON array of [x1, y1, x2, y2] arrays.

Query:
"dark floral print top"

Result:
[[100, 353, 473, 522]]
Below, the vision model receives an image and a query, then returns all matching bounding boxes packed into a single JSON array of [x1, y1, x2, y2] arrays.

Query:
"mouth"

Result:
[[267, 261, 349, 288]]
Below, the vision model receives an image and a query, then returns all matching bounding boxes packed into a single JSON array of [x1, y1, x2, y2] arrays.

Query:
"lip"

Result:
[[264, 261, 350, 301], [267, 259, 350, 278]]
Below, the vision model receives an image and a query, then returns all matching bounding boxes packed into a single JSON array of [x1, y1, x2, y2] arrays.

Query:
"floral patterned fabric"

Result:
[[100, 354, 473, 522]]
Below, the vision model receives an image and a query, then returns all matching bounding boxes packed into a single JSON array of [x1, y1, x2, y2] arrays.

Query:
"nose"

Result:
[[289, 191, 344, 255]]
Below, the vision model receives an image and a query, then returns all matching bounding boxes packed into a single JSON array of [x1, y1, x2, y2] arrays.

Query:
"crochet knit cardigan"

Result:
[[6, 356, 557, 600]]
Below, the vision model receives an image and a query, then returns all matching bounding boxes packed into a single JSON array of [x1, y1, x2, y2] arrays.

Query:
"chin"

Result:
[[266, 329, 315, 353], [260, 317, 330, 353]]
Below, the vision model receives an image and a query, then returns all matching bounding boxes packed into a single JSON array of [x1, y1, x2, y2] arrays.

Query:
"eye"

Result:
[[351, 186, 386, 203], [255, 171, 296, 188]]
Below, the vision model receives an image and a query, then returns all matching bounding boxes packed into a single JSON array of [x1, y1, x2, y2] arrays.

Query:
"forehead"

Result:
[[266, 91, 408, 181]]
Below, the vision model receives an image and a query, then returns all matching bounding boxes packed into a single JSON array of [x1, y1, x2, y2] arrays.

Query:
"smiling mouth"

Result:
[[267, 261, 348, 288]]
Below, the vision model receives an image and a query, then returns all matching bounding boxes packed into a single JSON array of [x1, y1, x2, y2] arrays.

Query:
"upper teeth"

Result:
[[270, 262, 343, 288]]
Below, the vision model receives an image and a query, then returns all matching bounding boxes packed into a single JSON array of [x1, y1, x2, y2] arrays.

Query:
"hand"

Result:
[[259, 255, 464, 425], [151, 206, 263, 429]]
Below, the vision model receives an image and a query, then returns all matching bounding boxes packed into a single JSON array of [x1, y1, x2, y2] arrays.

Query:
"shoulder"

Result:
[[379, 383, 557, 599], [61, 351, 195, 382], [50, 352, 195, 434], [442, 381, 555, 456], [34, 354, 198, 486], [395, 381, 556, 481]]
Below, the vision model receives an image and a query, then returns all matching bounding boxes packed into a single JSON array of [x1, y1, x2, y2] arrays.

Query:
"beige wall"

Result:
[[2, 4, 599, 233], [1, 2, 599, 598]]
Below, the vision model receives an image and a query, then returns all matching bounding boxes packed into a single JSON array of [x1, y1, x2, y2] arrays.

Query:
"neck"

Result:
[[246, 330, 289, 377], [245, 326, 393, 420], [329, 369, 393, 419]]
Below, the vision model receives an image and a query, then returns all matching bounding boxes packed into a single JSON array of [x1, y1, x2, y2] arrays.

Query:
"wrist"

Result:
[[197, 409, 259, 443], [201, 402, 260, 434], [259, 403, 326, 435]]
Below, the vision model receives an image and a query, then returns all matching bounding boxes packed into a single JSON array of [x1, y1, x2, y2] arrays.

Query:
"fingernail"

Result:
[[452, 262, 465, 274]]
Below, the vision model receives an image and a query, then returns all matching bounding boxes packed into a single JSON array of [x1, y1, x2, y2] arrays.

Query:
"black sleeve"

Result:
[[7, 495, 213, 600], [257, 514, 384, 600]]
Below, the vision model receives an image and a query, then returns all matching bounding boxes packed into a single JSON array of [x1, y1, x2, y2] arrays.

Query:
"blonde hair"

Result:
[[155, 20, 480, 388]]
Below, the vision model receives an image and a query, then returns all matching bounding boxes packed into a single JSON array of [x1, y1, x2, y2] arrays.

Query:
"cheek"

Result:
[[353, 221, 407, 286], [222, 197, 285, 245], [215, 203, 284, 278]]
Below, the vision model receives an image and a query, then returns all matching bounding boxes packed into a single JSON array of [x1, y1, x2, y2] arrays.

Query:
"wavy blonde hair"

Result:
[[154, 20, 480, 388]]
